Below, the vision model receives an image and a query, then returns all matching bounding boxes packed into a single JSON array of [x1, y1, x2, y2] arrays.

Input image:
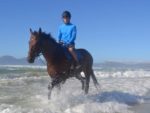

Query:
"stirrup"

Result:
[[75, 64, 81, 69], [70, 65, 74, 69]]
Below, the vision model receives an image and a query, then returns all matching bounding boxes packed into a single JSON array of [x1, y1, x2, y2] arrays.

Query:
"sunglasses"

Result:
[[62, 16, 70, 19]]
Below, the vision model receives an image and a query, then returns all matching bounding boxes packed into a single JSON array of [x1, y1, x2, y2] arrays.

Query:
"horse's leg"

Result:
[[55, 83, 61, 95], [48, 80, 55, 100], [48, 78, 62, 99], [75, 74, 85, 90], [57, 84, 61, 90]]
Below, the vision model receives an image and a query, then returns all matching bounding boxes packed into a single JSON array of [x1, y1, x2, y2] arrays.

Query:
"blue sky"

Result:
[[0, 0, 150, 62]]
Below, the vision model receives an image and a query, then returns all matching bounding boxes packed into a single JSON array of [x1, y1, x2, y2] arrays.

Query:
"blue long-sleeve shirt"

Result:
[[58, 23, 77, 45]]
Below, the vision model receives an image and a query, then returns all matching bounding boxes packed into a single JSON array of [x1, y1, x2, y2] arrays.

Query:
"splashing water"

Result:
[[0, 65, 150, 113]]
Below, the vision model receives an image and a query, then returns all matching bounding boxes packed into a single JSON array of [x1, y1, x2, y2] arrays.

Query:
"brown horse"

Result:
[[27, 28, 99, 99]]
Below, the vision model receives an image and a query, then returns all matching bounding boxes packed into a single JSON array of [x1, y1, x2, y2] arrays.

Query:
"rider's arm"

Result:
[[68, 26, 77, 44], [58, 27, 62, 42]]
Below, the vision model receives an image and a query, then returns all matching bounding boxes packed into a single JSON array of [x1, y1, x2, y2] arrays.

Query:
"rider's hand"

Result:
[[59, 41, 63, 45]]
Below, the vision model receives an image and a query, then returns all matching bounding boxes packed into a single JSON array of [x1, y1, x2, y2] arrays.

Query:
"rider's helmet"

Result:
[[62, 11, 71, 19]]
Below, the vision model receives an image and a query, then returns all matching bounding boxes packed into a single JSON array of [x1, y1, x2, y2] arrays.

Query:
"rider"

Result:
[[58, 11, 81, 69]]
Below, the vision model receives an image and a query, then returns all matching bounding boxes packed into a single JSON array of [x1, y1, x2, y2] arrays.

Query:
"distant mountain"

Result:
[[94, 61, 150, 70], [0, 56, 44, 65], [0, 56, 150, 69]]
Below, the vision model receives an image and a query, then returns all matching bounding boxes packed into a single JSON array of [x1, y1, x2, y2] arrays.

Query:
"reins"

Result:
[[38, 53, 46, 65]]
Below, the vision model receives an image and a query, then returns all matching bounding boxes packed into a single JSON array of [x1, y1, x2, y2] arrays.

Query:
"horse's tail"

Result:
[[87, 50, 100, 90], [90, 70, 101, 92], [90, 70, 99, 86]]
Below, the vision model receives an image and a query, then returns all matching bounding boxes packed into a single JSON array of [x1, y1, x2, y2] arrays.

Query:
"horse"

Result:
[[27, 28, 99, 99]]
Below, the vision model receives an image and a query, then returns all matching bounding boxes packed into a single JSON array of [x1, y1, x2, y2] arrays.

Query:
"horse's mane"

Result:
[[33, 30, 57, 45], [40, 32, 57, 45]]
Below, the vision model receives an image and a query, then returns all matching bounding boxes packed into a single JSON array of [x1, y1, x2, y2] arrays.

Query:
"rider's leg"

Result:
[[68, 47, 79, 63], [68, 46, 81, 69]]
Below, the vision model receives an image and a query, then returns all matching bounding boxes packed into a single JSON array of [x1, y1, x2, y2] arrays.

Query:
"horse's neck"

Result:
[[42, 50, 52, 65], [41, 41, 55, 64], [41, 40, 61, 66]]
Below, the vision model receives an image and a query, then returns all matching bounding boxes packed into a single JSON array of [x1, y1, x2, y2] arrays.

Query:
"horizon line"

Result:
[[1, 55, 150, 63]]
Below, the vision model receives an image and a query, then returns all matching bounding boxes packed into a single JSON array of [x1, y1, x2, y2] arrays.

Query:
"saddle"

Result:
[[62, 46, 81, 61]]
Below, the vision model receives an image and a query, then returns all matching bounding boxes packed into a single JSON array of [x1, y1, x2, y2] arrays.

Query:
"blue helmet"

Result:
[[62, 11, 71, 19]]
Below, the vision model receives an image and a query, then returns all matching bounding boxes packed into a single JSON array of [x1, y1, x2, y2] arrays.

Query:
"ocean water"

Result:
[[0, 65, 150, 113]]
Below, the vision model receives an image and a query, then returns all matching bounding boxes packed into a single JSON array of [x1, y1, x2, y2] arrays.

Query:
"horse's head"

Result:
[[27, 28, 43, 63]]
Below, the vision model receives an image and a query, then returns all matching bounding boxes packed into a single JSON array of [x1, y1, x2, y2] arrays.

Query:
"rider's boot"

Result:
[[74, 61, 81, 69]]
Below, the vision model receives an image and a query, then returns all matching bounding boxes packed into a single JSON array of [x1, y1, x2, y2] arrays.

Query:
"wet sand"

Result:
[[131, 91, 150, 113]]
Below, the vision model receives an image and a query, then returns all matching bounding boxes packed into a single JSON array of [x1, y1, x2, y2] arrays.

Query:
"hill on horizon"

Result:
[[0, 55, 150, 70], [0, 55, 44, 65]]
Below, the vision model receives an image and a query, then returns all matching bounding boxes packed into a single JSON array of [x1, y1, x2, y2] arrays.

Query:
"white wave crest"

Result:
[[94, 70, 150, 78]]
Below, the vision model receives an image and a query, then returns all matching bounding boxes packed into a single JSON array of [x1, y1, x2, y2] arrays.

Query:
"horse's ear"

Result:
[[30, 28, 33, 34], [39, 28, 42, 34]]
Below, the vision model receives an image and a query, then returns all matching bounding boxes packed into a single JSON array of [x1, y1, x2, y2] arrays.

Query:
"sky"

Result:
[[0, 0, 150, 62]]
